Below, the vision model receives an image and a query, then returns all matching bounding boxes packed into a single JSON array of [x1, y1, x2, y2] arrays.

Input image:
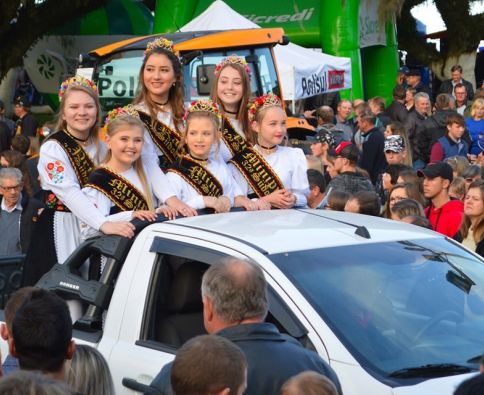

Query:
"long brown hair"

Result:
[[133, 47, 184, 133], [383, 182, 425, 219], [54, 85, 103, 164], [210, 63, 252, 143], [103, 116, 154, 211], [460, 179, 484, 243]]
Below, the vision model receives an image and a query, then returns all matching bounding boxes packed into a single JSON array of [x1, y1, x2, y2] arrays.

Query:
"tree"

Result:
[[395, 0, 483, 82], [0, 0, 110, 80]]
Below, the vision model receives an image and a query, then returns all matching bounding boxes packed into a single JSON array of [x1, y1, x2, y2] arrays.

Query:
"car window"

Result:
[[271, 238, 484, 383]]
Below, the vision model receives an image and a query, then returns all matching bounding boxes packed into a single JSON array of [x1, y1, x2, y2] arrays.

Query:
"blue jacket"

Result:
[[146, 323, 342, 395], [438, 135, 469, 159]]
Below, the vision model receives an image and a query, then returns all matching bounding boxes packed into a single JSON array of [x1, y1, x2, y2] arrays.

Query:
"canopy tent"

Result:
[[180, 0, 352, 100]]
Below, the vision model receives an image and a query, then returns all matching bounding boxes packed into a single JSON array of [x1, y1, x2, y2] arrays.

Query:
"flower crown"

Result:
[[144, 37, 180, 59], [215, 55, 251, 77], [58, 75, 97, 101], [183, 99, 221, 122], [104, 105, 139, 126], [248, 93, 282, 122]]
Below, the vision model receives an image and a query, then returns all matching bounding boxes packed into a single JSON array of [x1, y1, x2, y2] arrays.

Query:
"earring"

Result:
[[172, 82, 176, 86]]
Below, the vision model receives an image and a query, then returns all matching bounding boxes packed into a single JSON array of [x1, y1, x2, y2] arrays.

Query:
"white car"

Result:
[[24, 210, 484, 394]]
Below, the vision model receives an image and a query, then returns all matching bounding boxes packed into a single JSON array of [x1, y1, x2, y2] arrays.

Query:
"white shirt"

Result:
[[1, 196, 22, 213], [229, 145, 309, 207], [166, 159, 242, 209]]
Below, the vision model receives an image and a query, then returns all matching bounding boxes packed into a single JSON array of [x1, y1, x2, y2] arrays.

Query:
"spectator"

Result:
[[308, 128, 336, 175], [1, 150, 34, 197], [351, 102, 370, 149], [429, 113, 468, 162], [383, 135, 409, 166], [405, 87, 417, 112], [453, 373, 484, 395], [445, 155, 471, 178], [0, 370, 73, 395], [325, 190, 350, 211], [314, 106, 347, 145], [463, 165, 482, 192], [0, 99, 15, 136], [400, 215, 432, 229], [396, 169, 425, 198], [282, 371, 338, 395], [405, 92, 430, 169], [0, 287, 37, 375], [381, 164, 411, 199], [383, 123, 413, 166], [396, 65, 409, 88], [307, 169, 326, 209], [11, 135, 30, 155], [460, 179, 484, 257], [439, 64, 475, 101], [0, 168, 42, 255], [465, 98, 484, 156], [344, 190, 381, 216], [358, 110, 386, 184], [406, 69, 433, 101], [418, 162, 463, 238], [334, 100, 353, 142], [389, 198, 425, 221], [449, 176, 466, 201], [9, 288, 75, 381], [148, 258, 342, 395], [383, 182, 425, 218], [368, 96, 392, 129], [170, 335, 247, 395], [13, 96, 38, 138], [454, 83, 470, 115], [384, 85, 408, 124], [65, 344, 115, 395], [325, 142, 374, 196]]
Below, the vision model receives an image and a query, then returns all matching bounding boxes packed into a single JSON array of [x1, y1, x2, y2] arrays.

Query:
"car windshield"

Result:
[[271, 238, 484, 382]]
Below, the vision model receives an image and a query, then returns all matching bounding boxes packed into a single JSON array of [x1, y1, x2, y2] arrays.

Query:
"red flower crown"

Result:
[[248, 93, 282, 122]]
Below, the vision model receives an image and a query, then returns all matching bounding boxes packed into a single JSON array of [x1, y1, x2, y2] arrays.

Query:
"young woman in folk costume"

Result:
[[210, 55, 252, 163], [22, 76, 135, 286], [132, 36, 185, 170], [81, 105, 192, 240], [229, 93, 310, 209], [166, 99, 257, 212]]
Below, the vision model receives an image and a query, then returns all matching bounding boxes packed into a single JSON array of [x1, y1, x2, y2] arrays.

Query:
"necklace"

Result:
[[188, 153, 208, 167], [153, 99, 170, 110], [65, 129, 90, 146], [258, 143, 277, 155], [224, 109, 238, 115]]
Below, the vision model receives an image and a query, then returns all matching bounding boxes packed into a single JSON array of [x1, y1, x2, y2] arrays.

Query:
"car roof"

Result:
[[156, 209, 440, 254]]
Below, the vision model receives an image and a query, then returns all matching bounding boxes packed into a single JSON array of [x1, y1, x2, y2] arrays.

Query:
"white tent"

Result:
[[181, 0, 352, 100]]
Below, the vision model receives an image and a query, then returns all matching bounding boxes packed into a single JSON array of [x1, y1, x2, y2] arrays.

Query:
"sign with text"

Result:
[[294, 64, 349, 100], [359, 0, 386, 48]]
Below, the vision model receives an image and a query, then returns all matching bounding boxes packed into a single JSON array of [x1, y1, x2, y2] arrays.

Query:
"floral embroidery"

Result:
[[46, 160, 65, 184], [45, 193, 68, 211]]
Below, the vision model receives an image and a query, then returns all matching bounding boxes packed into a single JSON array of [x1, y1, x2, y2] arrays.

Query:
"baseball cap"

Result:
[[328, 141, 358, 162], [417, 162, 453, 182], [384, 135, 405, 153], [407, 68, 421, 77], [307, 128, 336, 148], [398, 65, 410, 75], [13, 96, 31, 107]]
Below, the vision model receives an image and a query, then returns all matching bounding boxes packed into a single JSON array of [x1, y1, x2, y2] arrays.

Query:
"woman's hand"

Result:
[[132, 210, 157, 222], [214, 196, 231, 213], [234, 196, 258, 211], [255, 198, 272, 210], [261, 189, 296, 209], [100, 221, 136, 238], [155, 205, 178, 220], [166, 196, 197, 217]]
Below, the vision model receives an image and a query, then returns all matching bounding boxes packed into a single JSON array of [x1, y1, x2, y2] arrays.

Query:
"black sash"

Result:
[[47, 130, 95, 187], [229, 148, 284, 198], [137, 111, 181, 165], [221, 116, 250, 157], [168, 156, 223, 197], [85, 167, 149, 212]]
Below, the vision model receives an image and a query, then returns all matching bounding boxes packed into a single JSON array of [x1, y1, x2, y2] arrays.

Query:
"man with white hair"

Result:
[[0, 168, 42, 255]]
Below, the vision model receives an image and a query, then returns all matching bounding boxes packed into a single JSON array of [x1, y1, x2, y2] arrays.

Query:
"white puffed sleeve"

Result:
[[290, 148, 310, 207], [165, 172, 205, 209], [38, 141, 107, 230]]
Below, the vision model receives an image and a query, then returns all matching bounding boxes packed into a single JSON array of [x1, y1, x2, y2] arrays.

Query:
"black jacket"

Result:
[[0, 193, 43, 253], [385, 100, 408, 124], [15, 112, 38, 138], [439, 78, 474, 101], [146, 323, 342, 395], [359, 127, 386, 184]]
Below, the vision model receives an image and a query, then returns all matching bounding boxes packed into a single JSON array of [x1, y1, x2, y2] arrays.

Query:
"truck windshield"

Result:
[[93, 47, 279, 112], [270, 238, 484, 384]]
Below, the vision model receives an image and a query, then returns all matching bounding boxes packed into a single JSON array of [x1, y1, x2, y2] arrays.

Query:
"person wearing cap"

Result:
[[384, 85, 408, 125], [406, 69, 433, 101], [396, 65, 409, 88], [384, 135, 408, 166], [314, 106, 348, 145], [418, 162, 463, 238], [357, 110, 386, 184], [438, 64, 474, 101], [429, 113, 469, 163], [13, 96, 38, 138], [308, 128, 336, 185], [325, 142, 374, 197], [0, 100, 15, 137]]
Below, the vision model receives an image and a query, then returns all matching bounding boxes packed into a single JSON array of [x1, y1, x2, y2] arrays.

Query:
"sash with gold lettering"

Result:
[[229, 147, 284, 198], [221, 116, 250, 157], [85, 167, 149, 212], [168, 156, 223, 197], [48, 130, 95, 187], [137, 111, 181, 164]]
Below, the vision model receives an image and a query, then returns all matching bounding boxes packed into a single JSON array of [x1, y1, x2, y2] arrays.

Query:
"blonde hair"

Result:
[[210, 63, 252, 143], [178, 111, 221, 157], [104, 115, 155, 210], [471, 98, 484, 119], [54, 85, 103, 164]]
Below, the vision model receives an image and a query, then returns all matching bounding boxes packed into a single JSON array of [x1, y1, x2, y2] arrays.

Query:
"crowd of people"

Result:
[[0, 35, 483, 393]]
